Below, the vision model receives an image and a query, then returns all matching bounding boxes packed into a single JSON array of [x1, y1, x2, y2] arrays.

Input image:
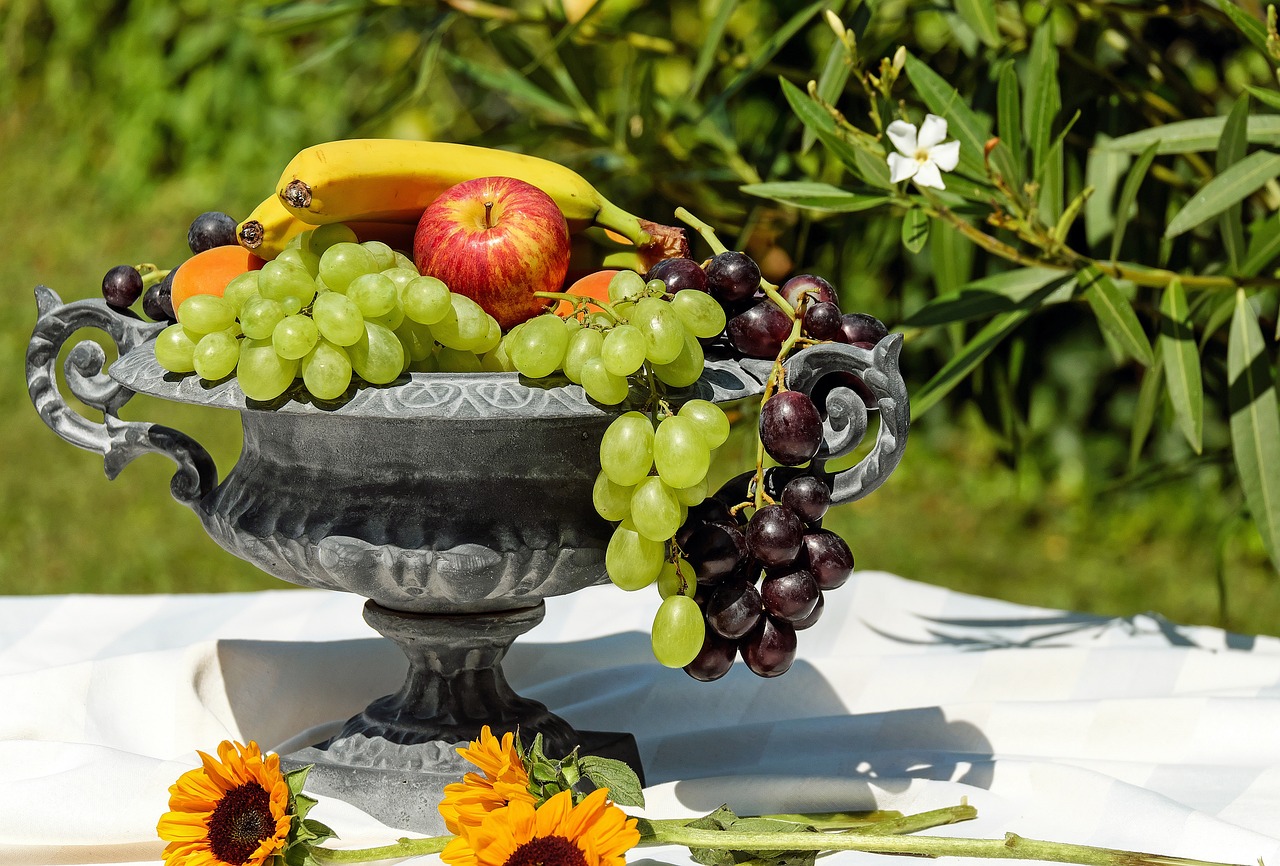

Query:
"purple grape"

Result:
[[102, 265, 144, 310], [646, 257, 708, 294], [681, 521, 748, 585], [706, 578, 763, 639], [684, 628, 738, 682], [746, 504, 803, 567], [727, 301, 792, 359], [836, 312, 888, 345], [781, 475, 831, 525], [740, 616, 797, 677], [187, 211, 238, 254], [761, 567, 820, 623], [144, 268, 178, 322], [810, 371, 874, 415], [803, 302, 843, 341], [801, 529, 854, 590], [792, 591, 824, 630], [780, 274, 836, 308], [759, 390, 823, 466], [705, 251, 761, 303]]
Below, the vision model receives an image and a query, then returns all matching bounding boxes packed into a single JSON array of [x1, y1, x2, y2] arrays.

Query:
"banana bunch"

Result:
[[237, 139, 686, 262]]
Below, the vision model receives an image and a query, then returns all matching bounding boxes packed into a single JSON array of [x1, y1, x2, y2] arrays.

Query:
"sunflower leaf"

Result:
[[578, 755, 645, 808], [284, 763, 313, 799], [301, 818, 336, 845], [293, 793, 318, 822]]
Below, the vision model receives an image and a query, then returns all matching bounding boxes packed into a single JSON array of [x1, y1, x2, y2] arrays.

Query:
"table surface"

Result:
[[2, 571, 1278, 866]]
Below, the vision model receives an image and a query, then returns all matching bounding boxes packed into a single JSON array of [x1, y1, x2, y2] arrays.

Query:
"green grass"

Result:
[[2, 114, 1276, 634]]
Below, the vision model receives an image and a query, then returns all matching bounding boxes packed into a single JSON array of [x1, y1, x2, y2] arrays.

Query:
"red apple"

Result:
[[413, 176, 571, 330]]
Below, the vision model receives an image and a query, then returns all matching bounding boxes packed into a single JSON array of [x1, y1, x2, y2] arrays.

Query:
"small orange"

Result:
[[556, 269, 619, 317], [170, 245, 265, 313]]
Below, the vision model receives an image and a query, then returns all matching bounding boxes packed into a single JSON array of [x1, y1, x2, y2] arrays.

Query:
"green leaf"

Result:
[[301, 819, 336, 845], [903, 51, 989, 177], [1085, 136, 1129, 249], [1201, 292, 1238, 349], [1244, 85, 1280, 111], [1218, 94, 1251, 272], [1080, 265, 1154, 366], [1219, 2, 1273, 60], [779, 78, 882, 186], [1038, 134, 1064, 226], [955, 0, 1000, 47], [903, 267, 1072, 325], [803, 22, 855, 154], [1165, 150, 1280, 238], [1101, 115, 1280, 154], [1159, 279, 1204, 453], [1129, 355, 1164, 472], [1109, 141, 1159, 263], [1024, 18, 1060, 173], [996, 59, 1023, 173], [578, 755, 645, 808], [740, 182, 890, 213], [1243, 213, 1280, 278], [687, 0, 736, 102], [932, 217, 976, 297], [702, 1, 825, 119], [902, 207, 930, 252], [284, 764, 313, 799], [913, 309, 1032, 414], [1228, 289, 1280, 569], [443, 51, 578, 126]]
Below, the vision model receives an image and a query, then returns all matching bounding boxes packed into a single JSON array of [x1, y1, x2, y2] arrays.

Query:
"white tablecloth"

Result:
[[2, 571, 1278, 865]]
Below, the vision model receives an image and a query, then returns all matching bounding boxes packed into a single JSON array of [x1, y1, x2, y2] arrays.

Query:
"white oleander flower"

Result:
[[886, 114, 960, 190]]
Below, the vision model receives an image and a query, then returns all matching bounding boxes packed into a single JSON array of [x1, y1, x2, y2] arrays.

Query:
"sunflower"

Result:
[[157, 740, 293, 866], [442, 788, 639, 866], [439, 726, 539, 835]]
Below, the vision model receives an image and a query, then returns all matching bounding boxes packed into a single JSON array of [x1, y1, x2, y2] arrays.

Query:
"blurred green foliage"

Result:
[[1, 0, 1277, 631]]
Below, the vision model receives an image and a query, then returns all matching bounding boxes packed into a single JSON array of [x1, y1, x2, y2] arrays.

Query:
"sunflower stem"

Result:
[[309, 836, 449, 863]]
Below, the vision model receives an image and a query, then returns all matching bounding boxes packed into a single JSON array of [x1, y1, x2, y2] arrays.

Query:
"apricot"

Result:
[[556, 269, 618, 317], [170, 245, 265, 313]]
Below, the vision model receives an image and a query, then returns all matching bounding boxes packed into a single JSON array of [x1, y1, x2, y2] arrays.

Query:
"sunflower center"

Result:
[[503, 834, 589, 866], [207, 781, 274, 865]]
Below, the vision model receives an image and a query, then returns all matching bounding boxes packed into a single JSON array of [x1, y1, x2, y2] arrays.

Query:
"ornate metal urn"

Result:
[[26, 286, 909, 832]]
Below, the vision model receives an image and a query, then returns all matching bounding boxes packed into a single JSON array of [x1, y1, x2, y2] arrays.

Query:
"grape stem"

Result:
[[674, 207, 794, 318], [136, 264, 171, 290], [753, 314, 806, 510], [533, 291, 621, 324]]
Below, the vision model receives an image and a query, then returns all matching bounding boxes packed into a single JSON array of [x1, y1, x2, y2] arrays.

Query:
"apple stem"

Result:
[[484, 201, 494, 230]]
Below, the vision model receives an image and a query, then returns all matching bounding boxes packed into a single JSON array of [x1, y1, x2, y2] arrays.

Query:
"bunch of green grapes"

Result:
[[153, 224, 502, 399], [502, 271, 731, 669]]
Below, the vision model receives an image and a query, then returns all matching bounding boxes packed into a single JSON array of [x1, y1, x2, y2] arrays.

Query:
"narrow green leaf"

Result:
[[902, 208, 930, 253], [1038, 135, 1064, 226], [1024, 18, 1060, 173], [1102, 115, 1280, 154], [1201, 292, 1238, 350], [701, 1, 825, 119], [740, 182, 890, 212], [932, 217, 976, 297], [1130, 355, 1164, 472], [687, 0, 737, 101], [1243, 213, 1280, 278], [1085, 136, 1128, 249], [1228, 289, 1280, 569], [913, 310, 1032, 415], [903, 51, 989, 177], [996, 59, 1023, 171], [1218, 94, 1251, 273], [1219, 2, 1273, 59], [954, 0, 1001, 47], [1244, 85, 1280, 110], [1080, 265, 1154, 366], [443, 52, 578, 125], [1166, 150, 1280, 238], [1110, 141, 1159, 263], [779, 78, 876, 184], [852, 145, 893, 189], [1159, 278, 1204, 453], [902, 271, 1073, 327], [803, 15, 855, 154]]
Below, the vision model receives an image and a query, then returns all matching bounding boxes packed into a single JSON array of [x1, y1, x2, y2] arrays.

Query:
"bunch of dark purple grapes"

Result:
[[642, 249, 889, 681]]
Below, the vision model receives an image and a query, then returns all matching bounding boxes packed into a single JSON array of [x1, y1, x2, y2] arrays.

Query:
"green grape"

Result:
[[392, 251, 417, 271], [370, 305, 405, 331], [155, 323, 197, 373], [280, 296, 304, 316], [652, 328, 705, 388], [412, 351, 440, 374], [275, 246, 320, 278], [632, 297, 684, 364], [585, 311, 613, 329], [361, 240, 396, 271], [599, 411, 654, 486], [657, 557, 693, 599], [473, 316, 502, 355], [605, 520, 665, 591], [347, 273, 398, 318], [607, 270, 646, 303], [651, 594, 705, 668], [433, 294, 491, 352], [601, 323, 647, 376], [564, 328, 604, 384], [563, 317, 582, 337], [674, 474, 709, 507], [193, 330, 239, 381], [396, 320, 436, 362], [670, 289, 727, 339], [312, 291, 365, 346], [223, 271, 262, 311], [678, 399, 730, 448], [481, 341, 517, 372], [436, 346, 483, 373], [307, 223, 358, 255], [629, 475, 682, 542], [237, 337, 299, 402], [653, 415, 711, 489], [510, 313, 569, 378], [240, 297, 286, 341], [403, 276, 452, 325], [287, 229, 312, 250], [259, 260, 317, 305], [348, 321, 405, 385], [318, 242, 377, 292], [177, 294, 235, 335], [273, 314, 320, 360], [223, 320, 242, 339], [592, 470, 633, 522], [580, 357, 629, 405], [382, 267, 420, 295], [645, 278, 668, 297], [301, 339, 352, 400]]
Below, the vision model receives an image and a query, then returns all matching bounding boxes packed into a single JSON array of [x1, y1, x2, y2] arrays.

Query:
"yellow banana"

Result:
[[237, 193, 419, 260], [274, 139, 687, 262]]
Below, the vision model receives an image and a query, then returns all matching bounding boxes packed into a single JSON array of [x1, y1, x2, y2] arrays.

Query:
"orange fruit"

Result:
[[556, 269, 619, 317], [170, 245, 265, 313]]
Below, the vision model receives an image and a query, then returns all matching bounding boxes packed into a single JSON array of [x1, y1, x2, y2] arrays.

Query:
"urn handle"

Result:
[[783, 334, 910, 505], [26, 286, 217, 508]]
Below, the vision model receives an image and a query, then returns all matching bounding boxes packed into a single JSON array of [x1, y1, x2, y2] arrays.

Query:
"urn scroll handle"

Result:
[[26, 287, 217, 508]]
